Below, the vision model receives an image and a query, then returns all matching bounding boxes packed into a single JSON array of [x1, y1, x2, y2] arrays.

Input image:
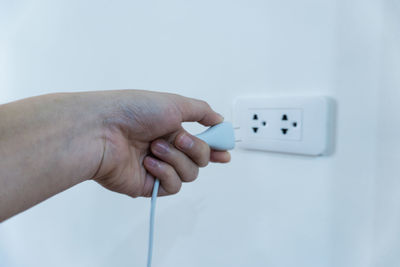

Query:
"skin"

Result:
[[0, 90, 230, 222]]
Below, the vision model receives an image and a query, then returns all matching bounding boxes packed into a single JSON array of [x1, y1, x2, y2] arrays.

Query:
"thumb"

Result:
[[175, 96, 224, 126]]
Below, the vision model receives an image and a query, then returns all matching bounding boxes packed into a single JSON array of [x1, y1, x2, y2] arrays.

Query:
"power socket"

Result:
[[250, 108, 302, 141], [233, 96, 334, 156]]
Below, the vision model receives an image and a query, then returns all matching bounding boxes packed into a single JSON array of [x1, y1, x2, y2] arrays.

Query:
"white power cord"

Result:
[[146, 122, 236, 267], [147, 179, 159, 267]]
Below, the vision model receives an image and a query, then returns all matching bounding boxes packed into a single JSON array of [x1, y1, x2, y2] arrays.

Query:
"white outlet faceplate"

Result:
[[233, 96, 334, 156]]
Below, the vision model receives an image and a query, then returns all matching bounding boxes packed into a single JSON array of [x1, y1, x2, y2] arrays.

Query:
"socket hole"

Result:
[[253, 114, 258, 120], [262, 121, 267, 126], [252, 127, 259, 133], [281, 128, 288, 135], [292, 122, 297, 127], [282, 114, 288, 121]]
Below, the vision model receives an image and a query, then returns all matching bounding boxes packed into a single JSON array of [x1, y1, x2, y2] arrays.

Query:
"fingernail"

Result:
[[217, 113, 224, 120], [146, 157, 159, 168], [178, 134, 194, 149], [153, 141, 169, 155]]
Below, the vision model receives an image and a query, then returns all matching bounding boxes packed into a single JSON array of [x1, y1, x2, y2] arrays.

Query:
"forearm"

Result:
[[0, 93, 104, 221]]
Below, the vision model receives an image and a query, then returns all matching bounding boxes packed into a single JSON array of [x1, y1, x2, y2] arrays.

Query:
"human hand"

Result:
[[91, 90, 230, 197], [0, 89, 230, 221]]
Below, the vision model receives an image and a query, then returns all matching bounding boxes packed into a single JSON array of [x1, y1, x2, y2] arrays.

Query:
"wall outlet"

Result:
[[233, 96, 334, 156], [249, 108, 303, 141]]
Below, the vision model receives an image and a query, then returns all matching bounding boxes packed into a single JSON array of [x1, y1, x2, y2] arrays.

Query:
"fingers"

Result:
[[143, 156, 182, 195], [210, 150, 231, 163], [144, 131, 230, 197], [151, 140, 199, 182], [175, 95, 224, 126], [174, 132, 211, 167]]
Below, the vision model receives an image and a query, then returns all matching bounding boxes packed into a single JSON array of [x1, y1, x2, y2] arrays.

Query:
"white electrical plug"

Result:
[[147, 121, 236, 267], [196, 121, 236, 150]]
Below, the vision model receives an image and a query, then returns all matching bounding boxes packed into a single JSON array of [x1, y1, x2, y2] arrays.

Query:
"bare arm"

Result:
[[0, 90, 230, 222]]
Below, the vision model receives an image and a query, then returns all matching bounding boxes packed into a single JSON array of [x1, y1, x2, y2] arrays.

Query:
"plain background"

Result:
[[0, 0, 399, 266]]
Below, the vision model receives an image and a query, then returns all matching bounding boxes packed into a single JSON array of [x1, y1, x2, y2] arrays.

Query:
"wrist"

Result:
[[51, 92, 108, 183], [0, 93, 107, 220]]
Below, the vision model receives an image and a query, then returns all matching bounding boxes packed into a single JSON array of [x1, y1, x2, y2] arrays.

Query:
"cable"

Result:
[[146, 122, 236, 267], [147, 179, 160, 267]]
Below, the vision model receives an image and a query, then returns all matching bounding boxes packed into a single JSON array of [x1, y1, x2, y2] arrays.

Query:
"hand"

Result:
[[92, 90, 231, 197], [0, 89, 230, 221]]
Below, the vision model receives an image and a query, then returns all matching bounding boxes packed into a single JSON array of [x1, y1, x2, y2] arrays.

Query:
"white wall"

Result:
[[0, 1, 399, 266]]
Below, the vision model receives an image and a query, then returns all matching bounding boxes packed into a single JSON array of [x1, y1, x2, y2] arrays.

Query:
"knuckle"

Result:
[[151, 140, 170, 156], [200, 100, 211, 109], [190, 167, 200, 181], [164, 165, 176, 179], [166, 180, 181, 195], [172, 182, 182, 194], [196, 143, 210, 167], [198, 158, 209, 167], [182, 167, 199, 182], [161, 166, 181, 195], [175, 132, 194, 151], [193, 167, 199, 179]]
